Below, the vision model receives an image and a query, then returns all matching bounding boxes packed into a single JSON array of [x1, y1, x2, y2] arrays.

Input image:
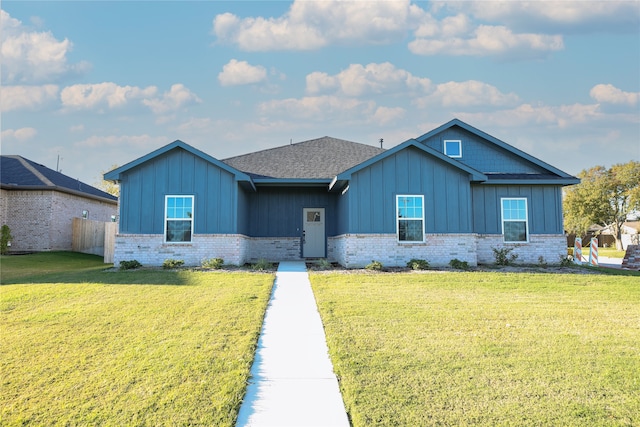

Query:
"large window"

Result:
[[165, 195, 194, 243], [397, 195, 424, 242], [501, 198, 528, 242]]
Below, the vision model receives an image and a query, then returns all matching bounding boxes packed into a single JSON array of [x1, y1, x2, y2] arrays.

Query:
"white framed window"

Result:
[[164, 195, 194, 243], [397, 195, 424, 242], [444, 140, 462, 158], [501, 198, 528, 243]]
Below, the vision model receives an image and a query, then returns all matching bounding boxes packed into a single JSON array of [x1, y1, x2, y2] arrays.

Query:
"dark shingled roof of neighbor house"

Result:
[[0, 155, 117, 202], [222, 136, 386, 180]]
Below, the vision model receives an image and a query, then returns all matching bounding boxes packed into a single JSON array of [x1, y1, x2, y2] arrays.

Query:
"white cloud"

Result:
[[371, 106, 406, 125], [1, 127, 38, 141], [258, 95, 376, 121], [0, 10, 90, 84], [409, 24, 563, 58], [459, 103, 602, 129], [448, 1, 640, 33], [590, 84, 639, 106], [306, 62, 432, 97], [213, 0, 423, 51], [0, 84, 59, 112], [61, 82, 157, 110], [75, 134, 166, 148], [416, 80, 520, 108], [142, 84, 202, 114], [218, 59, 268, 86]]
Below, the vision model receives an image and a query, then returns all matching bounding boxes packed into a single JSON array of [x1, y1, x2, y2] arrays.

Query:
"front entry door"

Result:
[[303, 208, 325, 258]]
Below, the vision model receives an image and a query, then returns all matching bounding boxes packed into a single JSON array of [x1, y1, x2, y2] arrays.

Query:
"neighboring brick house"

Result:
[[105, 119, 579, 268], [0, 155, 118, 253]]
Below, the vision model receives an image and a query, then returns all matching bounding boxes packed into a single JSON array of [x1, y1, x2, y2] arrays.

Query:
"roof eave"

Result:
[[480, 178, 581, 186], [1, 184, 118, 203], [253, 178, 332, 188]]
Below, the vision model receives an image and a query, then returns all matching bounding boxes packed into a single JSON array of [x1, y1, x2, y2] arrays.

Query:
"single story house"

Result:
[[105, 119, 579, 268], [1, 155, 118, 253]]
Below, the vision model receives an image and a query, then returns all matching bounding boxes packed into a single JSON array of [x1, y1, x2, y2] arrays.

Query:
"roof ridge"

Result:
[[222, 136, 382, 162], [16, 156, 55, 186]]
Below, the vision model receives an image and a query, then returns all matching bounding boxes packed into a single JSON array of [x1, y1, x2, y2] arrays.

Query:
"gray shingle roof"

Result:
[[1, 155, 117, 202], [222, 136, 386, 179]]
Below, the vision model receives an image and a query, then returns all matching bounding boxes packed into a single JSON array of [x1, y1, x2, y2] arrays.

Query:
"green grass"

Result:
[[1, 251, 109, 283], [1, 253, 274, 426], [311, 272, 640, 426]]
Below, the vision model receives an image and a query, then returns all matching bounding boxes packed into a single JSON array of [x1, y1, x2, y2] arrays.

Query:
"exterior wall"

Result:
[[419, 126, 546, 174], [0, 189, 115, 252], [118, 147, 239, 235], [331, 233, 478, 268], [472, 184, 564, 235], [476, 234, 567, 265], [345, 146, 474, 234], [247, 237, 301, 263], [0, 189, 9, 229], [246, 187, 337, 237], [113, 234, 250, 267]]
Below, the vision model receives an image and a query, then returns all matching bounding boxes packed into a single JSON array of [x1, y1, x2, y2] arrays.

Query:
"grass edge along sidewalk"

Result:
[[1, 253, 274, 426], [311, 272, 640, 427]]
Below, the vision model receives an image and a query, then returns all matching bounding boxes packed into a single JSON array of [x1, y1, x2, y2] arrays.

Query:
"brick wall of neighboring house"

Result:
[[0, 189, 10, 230], [1, 189, 116, 252]]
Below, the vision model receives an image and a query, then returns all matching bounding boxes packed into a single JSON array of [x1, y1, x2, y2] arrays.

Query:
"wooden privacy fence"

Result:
[[72, 218, 117, 263]]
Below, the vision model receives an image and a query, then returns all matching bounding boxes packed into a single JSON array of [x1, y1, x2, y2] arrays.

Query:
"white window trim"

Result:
[[164, 195, 194, 244], [444, 139, 462, 158], [396, 194, 425, 243], [501, 197, 529, 243]]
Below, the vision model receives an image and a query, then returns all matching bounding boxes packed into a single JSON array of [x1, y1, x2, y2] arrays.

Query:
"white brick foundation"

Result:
[[329, 233, 478, 268], [476, 234, 567, 265], [114, 234, 250, 267], [113, 232, 568, 268]]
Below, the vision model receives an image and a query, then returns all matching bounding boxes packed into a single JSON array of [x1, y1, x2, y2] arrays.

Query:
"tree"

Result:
[[564, 161, 640, 250], [95, 164, 120, 197]]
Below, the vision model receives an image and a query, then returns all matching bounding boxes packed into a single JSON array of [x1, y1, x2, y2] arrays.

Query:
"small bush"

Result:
[[202, 257, 224, 269], [559, 255, 574, 267], [163, 259, 184, 269], [407, 259, 429, 270], [0, 224, 13, 255], [492, 247, 518, 266], [365, 260, 383, 271], [251, 259, 273, 271], [449, 258, 469, 270], [316, 259, 333, 270], [537, 255, 548, 267], [119, 260, 142, 270]]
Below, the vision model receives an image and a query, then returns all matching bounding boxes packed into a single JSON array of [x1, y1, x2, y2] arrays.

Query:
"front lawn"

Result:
[[311, 272, 640, 426], [1, 253, 274, 426]]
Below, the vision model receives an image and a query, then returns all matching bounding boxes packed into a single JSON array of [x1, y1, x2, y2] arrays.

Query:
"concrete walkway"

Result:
[[236, 261, 350, 427]]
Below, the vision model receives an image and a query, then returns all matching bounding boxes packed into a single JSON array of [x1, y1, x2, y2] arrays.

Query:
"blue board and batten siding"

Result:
[[118, 148, 239, 234], [420, 127, 545, 174], [471, 185, 564, 235], [342, 146, 474, 234], [245, 187, 337, 237]]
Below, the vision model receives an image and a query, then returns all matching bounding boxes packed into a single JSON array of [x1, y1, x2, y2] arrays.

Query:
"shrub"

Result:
[[537, 255, 548, 267], [1, 224, 13, 255], [251, 259, 274, 271], [316, 259, 333, 270], [407, 259, 429, 270], [449, 258, 469, 270], [559, 255, 574, 267], [365, 260, 383, 271], [202, 257, 224, 269], [119, 260, 142, 270], [163, 259, 184, 269], [492, 247, 519, 266]]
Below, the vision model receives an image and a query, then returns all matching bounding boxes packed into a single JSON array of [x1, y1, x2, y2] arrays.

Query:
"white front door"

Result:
[[303, 208, 325, 258]]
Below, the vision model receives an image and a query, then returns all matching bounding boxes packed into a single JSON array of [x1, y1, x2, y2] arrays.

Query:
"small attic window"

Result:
[[444, 140, 462, 158]]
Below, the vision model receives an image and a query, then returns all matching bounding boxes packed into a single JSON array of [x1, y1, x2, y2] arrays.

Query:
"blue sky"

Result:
[[2, 1, 639, 186]]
